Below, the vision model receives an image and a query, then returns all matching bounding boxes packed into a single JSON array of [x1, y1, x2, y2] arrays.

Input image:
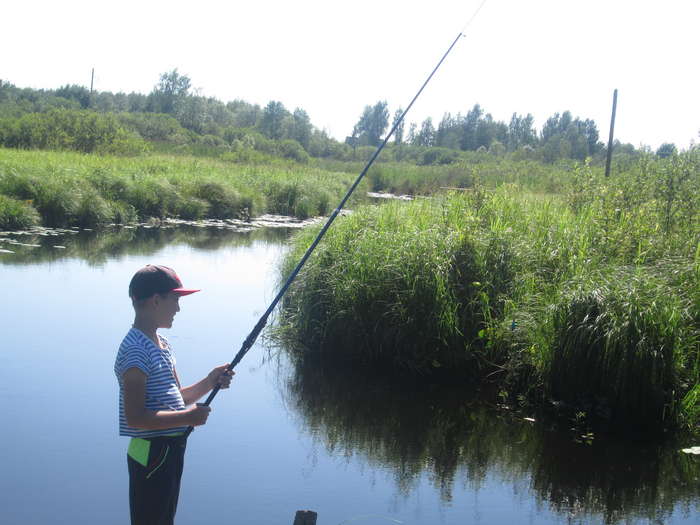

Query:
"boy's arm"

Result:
[[176, 365, 234, 406], [122, 367, 210, 429]]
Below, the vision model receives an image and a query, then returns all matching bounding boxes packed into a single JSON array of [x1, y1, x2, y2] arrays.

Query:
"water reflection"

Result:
[[0, 225, 291, 266], [283, 356, 700, 524]]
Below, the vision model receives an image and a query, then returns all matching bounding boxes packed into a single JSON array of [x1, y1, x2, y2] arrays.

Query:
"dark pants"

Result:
[[127, 435, 187, 525]]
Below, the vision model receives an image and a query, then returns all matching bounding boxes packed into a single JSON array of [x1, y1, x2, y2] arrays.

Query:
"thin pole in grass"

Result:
[[184, 3, 490, 438], [605, 88, 618, 178]]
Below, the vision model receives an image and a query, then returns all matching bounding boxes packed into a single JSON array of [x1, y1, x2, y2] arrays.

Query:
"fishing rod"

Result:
[[185, 3, 488, 437]]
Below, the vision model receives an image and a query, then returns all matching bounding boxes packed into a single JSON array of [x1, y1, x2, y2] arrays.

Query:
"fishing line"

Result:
[[461, 0, 489, 34], [185, 0, 490, 437]]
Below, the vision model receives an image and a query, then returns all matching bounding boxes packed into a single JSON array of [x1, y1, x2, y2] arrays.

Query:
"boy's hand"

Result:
[[208, 364, 235, 390], [189, 403, 211, 426]]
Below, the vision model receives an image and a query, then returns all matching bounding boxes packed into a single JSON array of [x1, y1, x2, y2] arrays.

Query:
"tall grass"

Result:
[[0, 148, 365, 228], [0, 194, 40, 230], [276, 151, 700, 433], [543, 267, 697, 429]]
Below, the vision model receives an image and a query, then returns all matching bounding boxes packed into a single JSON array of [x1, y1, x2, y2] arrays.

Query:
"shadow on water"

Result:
[[0, 225, 292, 266], [282, 355, 700, 524]]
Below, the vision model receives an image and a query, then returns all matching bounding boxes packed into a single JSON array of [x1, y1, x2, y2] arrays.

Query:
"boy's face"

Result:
[[154, 292, 181, 329]]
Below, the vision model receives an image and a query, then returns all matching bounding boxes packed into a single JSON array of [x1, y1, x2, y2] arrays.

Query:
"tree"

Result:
[[583, 119, 600, 155], [352, 101, 389, 147], [149, 69, 191, 114], [407, 122, 417, 145], [507, 113, 536, 151], [126, 92, 148, 112], [474, 113, 505, 150], [460, 104, 483, 151], [260, 101, 288, 140], [55, 85, 91, 109], [175, 95, 209, 133], [392, 108, 405, 145], [656, 143, 677, 158], [416, 117, 435, 147], [436, 113, 461, 149], [541, 113, 561, 143], [291, 108, 312, 150], [228, 100, 260, 128]]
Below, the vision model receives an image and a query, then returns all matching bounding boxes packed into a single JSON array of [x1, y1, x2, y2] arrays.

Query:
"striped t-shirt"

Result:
[[114, 327, 188, 437]]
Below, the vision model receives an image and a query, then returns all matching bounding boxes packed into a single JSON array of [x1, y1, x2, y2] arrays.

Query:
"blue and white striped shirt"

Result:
[[114, 327, 188, 437]]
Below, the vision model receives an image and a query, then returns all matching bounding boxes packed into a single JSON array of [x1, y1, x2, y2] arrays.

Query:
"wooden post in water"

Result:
[[293, 510, 318, 525], [604, 88, 618, 177]]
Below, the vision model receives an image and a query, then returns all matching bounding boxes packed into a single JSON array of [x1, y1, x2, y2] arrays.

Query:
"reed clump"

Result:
[[0, 194, 40, 230], [279, 199, 518, 374], [543, 267, 697, 429]]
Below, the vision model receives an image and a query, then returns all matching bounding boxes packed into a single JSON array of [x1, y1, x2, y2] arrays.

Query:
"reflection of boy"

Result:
[[114, 264, 233, 525]]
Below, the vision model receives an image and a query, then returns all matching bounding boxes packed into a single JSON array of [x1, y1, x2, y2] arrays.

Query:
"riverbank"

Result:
[[275, 152, 700, 435]]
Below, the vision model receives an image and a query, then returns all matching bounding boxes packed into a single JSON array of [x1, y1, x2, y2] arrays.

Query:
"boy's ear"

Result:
[[132, 294, 157, 310]]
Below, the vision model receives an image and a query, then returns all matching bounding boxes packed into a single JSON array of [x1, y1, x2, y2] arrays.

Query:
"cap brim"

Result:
[[172, 288, 200, 296]]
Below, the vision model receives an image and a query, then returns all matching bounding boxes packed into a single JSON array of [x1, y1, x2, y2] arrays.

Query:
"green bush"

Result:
[[117, 113, 184, 141], [110, 201, 138, 224], [193, 181, 245, 219], [176, 197, 209, 220], [421, 147, 459, 165], [0, 194, 40, 230], [0, 109, 148, 155], [278, 139, 310, 163], [33, 180, 80, 226], [74, 189, 114, 227], [126, 178, 182, 218]]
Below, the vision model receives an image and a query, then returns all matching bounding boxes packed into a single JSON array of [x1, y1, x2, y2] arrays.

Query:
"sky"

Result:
[[2, 0, 698, 150]]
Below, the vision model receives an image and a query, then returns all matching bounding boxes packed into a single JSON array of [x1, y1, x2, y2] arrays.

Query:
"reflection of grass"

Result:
[[284, 356, 700, 523], [0, 148, 363, 228], [0, 225, 291, 266]]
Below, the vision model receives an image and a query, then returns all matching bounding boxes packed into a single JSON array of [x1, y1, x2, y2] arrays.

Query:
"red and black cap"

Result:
[[129, 264, 200, 300]]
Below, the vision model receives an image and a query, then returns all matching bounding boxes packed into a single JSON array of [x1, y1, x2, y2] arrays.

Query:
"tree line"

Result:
[[0, 71, 685, 163], [351, 100, 608, 162]]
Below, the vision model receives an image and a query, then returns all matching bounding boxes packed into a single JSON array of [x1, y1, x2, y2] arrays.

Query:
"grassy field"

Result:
[[0, 148, 365, 229], [0, 147, 588, 230], [276, 150, 700, 434]]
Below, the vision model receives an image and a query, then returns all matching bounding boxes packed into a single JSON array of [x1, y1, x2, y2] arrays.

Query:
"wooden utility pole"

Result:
[[90, 68, 94, 94], [604, 88, 618, 177]]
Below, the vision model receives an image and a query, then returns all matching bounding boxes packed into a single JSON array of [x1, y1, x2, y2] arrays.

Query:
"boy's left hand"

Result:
[[208, 365, 235, 390]]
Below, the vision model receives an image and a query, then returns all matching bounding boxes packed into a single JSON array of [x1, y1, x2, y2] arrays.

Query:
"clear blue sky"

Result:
[[2, 0, 698, 149]]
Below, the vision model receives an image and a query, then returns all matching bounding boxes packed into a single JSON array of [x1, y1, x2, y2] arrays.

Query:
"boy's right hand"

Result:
[[189, 403, 211, 426]]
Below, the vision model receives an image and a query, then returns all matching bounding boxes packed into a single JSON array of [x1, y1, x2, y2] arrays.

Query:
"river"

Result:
[[0, 224, 697, 525]]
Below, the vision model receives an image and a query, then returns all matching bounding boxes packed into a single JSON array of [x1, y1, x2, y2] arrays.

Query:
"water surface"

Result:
[[0, 226, 697, 525]]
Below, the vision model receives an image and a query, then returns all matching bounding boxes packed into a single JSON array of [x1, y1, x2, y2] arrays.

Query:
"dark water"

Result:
[[1, 226, 698, 525]]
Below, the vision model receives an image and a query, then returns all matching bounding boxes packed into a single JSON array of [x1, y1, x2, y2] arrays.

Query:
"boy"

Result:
[[114, 264, 233, 525]]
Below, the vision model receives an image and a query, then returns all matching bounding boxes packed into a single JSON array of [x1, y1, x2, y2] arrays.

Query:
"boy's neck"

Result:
[[132, 318, 160, 347]]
